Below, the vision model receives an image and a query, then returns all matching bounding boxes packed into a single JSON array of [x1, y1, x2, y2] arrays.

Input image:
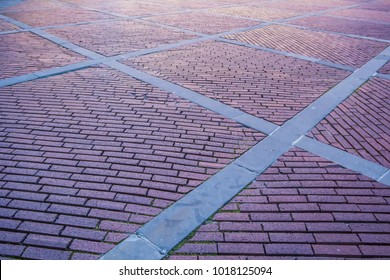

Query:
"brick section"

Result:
[[290, 16, 390, 40], [127, 40, 348, 125], [378, 61, 390, 75], [208, 6, 302, 21], [3, 7, 115, 27], [49, 20, 195, 56], [0, 19, 19, 32], [359, 1, 390, 12], [0, 66, 263, 259], [0, 32, 84, 79], [328, 8, 390, 24], [148, 11, 259, 34], [309, 78, 390, 168], [46, 1, 176, 17], [169, 148, 390, 259], [224, 25, 388, 67]]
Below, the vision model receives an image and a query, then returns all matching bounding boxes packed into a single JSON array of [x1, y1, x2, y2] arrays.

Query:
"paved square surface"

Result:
[[0, 0, 389, 260]]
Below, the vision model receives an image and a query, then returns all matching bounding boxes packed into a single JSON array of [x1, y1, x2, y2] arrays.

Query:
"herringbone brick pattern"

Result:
[[126, 41, 349, 125], [328, 8, 390, 23], [225, 25, 388, 67], [208, 6, 301, 21], [3, 7, 115, 27], [0, 66, 264, 259], [0, 32, 84, 79], [49, 20, 195, 56], [309, 78, 390, 168], [291, 16, 390, 40], [169, 148, 390, 259], [148, 11, 259, 34]]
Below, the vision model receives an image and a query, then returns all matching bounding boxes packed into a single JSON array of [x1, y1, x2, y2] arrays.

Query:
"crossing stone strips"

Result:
[[0, 0, 389, 260]]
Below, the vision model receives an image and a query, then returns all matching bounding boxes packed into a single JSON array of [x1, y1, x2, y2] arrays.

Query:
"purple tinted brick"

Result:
[[224, 232, 269, 242], [0, 230, 26, 243], [71, 253, 100, 260], [269, 233, 315, 243], [314, 233, 360, 243], [115, 193, 153, 205], [86, 199, 125, 211], [218, 243, 264, 255], [40, 186, 77, 195], [22, 247, 71, 260], [74, 182, 111, 191], [39, 178, 76, 187], [333, 213, 376, 222], [47, 194, 87, 205], [8, 191, 47, 201], [191, 232, 224, 242], [4, 175, 39, 183], [14, 210, 57, 222], [70, 239, 114, 254], [251, 213, 292, 222], [265, 244, 314, 255], [313, 245, 361, 256], [177, 243, 217, 254], [24, 234, 71, 249], [3, 182, 41, 191], [359, 234, 390, 243], [292, 213, 334, 221], [0, 244, 25, 257], [98, 220, 139, 233], [306, 222, 351, 232], [8, 200, 50, 211], [61, 226, 106, 241], [213, 212, 250, 221], [56, 215, 99, 228], [219, 222, 262, 232], [279, 203, 319, 211], [262, 222, 306, 232], [349, 223, 390, 233], [0, 218, 21, 230], [359, 245, 390, 257], [48, 204, 90, 216], [18, 221, 63, 235], [78, 189, 115, 200], [89, 208, 130, 221], [104, 232, 129, 243], [0, 207, 17, 218], [124, 204, 161, 216]]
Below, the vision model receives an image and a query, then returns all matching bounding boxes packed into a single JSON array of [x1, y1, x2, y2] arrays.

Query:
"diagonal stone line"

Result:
[[101, 46, 390, 259], [374, 72, 390, 80]]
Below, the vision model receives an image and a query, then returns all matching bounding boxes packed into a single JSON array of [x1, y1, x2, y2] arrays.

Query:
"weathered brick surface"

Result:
[[328, 8, 390, 24], [49, 20, 195, 56], [0, 32, 84, 79], [290, 15, 390, 40], [169, 149, 390, 259], [3, 7, 115, 27], [127, 41, 348, 125], [225, 25, 388, 67], [208, 6, 302, 21], [309, 78, 390, 168], [148, 11, 259, 34], [0, 19, 19, 32], [0, 66, 263, 259]]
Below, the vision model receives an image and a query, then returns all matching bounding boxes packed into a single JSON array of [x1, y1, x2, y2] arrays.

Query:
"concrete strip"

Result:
[[378, 170, 390, 185], [0, 74, 38, 88], [374, 73, 390, 80], [296, 136, 389, 184], [100, 235, 165, 260]]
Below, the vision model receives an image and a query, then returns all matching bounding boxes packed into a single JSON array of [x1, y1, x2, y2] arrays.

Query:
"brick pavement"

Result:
[[0, 0, 389, 260]]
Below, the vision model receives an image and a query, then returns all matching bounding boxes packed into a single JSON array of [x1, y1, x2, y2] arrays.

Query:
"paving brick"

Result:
[[14, 210, 57, 223], [98, 220, 139, 233], [127, 41, 348, 125], [359, 245, 390, 257], [225, 25, 387, 68], [269, 233, 315, 243], [0, 243, 25, 257], [48, 204, 90, 216], [309, 78, 390, 168], [61, 227, 106, 241], [0, 230, 26, 243], [218, 243, 264, 255], [22, 247, 70, 260], [24, 234, 71, 249], [314, 233, 360, 244], [265, 244, 313, 256], [55, 215, 99, 229], [0, 32, 84, 79], [70, 239, 114, 254], [18, 221, 63, 235], [313, 245, 361, 256]]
